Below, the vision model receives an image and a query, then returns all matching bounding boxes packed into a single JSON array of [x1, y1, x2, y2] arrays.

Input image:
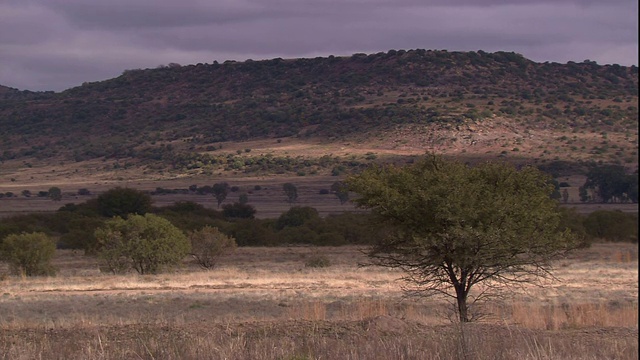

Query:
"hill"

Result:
[[0, 50, 637, 182]]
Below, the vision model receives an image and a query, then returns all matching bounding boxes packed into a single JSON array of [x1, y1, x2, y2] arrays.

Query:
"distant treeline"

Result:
[[0, 187, 637, 257]]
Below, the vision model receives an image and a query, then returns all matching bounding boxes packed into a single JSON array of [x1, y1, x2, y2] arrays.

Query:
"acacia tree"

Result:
[[347, 155, 576, 322]]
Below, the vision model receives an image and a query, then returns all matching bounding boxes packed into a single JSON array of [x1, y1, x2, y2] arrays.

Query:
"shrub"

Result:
[[305, 255, 331, 268], [96, 187, 152, 218], [315, 232, 347, 246], [557, 207, 590, 247], [95, 214, 190, 274], [0, 232, 56, 276], [275, 206, 319, 230], [189, 226, 237, 269], [222, 202, 257, 219], [58, 217, 106, 254], [584, 210, 638, 242], [48, 187, 62, 201], [229, 219, 278, 246]]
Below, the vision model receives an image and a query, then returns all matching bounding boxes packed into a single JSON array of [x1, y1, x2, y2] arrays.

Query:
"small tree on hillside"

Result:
[[283, 183, 298, 203], [0, 232, 56, 276], [213, 182, 230, 208], [189, 226, 237, 269], [95, 214, 190, 274], [331, 181, 350, 205], [347, 155, 577, 322], [48, 187, 62, 201]]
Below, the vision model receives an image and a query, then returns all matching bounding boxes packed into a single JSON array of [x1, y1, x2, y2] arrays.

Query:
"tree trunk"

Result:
[[455, 285, 470, 322]]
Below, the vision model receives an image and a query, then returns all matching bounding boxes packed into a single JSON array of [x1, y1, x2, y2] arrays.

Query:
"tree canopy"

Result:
[[347, 155, 577, 322], [580, 164, 638, 203], [212, 182, 230, 208], [282, 183, 298, 203], [0, 232, 56, 276], [94, 213, 190, 274], [96, 187, 153, 218]]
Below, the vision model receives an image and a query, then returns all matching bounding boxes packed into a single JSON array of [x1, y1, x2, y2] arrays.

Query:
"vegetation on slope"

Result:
[[0, 50, 637, 171]]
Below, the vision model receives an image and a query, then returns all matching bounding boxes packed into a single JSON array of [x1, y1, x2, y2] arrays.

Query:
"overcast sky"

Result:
[[1, 0, 637, 92]]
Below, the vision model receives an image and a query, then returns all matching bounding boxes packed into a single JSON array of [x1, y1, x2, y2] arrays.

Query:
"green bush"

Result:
[[97, 187, 152, 218], [584, 210, 638, 242], [222, 202, 256, 219], [275, 206, 319, 230], [95, 213, 191, 274], [57, 216, 106, 254], [229, 219, 278, 246], [153, 201, 224, 232], [557, 207, 590, 247], [0, 232, 56, 276]]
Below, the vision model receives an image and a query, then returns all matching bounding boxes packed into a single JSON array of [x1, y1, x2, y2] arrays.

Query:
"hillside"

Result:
[[0, 50, 637, 180]]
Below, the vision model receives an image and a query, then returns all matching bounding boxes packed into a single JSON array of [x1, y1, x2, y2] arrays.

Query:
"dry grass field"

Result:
[[0, 243, 637, 359]]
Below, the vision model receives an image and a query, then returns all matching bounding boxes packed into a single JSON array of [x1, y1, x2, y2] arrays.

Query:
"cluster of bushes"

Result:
[[164, 152, 372, 176], [0, 187, 382, 276], [558, 207, 638, 246], [1, 186, 636, 277]]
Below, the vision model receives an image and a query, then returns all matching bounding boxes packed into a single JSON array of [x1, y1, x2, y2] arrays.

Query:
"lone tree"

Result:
[[189, 226, 237, 269], [347, 155, 577, 322], [331, 181, 350, 205], [94, 214, 190, 274], [212, 182, 230, 208], [282, 183, 298, 203], [48, 187, 62, 201]]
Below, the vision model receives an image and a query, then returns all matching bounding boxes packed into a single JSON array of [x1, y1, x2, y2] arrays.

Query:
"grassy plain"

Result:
[[0, 243, 637, 359]]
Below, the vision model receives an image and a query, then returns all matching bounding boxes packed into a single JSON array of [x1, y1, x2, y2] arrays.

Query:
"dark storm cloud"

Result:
[[0, 0, 636, 91]]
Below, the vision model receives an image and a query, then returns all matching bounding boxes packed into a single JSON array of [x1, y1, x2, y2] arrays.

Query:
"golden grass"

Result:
[[0, 243, 637, 359]]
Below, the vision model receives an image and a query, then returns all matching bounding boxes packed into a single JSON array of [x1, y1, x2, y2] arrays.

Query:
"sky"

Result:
[[1, 0, 637, 92]]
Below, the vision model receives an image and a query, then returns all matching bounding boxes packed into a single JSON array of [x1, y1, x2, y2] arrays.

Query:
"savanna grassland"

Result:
[[0, 243, 637, 360], [0, 50, 638, 359], [1, 50, 637, 217], [1, 50, 638, 185]]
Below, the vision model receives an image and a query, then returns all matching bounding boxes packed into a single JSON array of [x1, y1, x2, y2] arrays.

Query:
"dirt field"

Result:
[[0, 243, 637, 359]]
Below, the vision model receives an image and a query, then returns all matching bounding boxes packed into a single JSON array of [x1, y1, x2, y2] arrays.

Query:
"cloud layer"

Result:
[[1, 0, 637, 91]]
